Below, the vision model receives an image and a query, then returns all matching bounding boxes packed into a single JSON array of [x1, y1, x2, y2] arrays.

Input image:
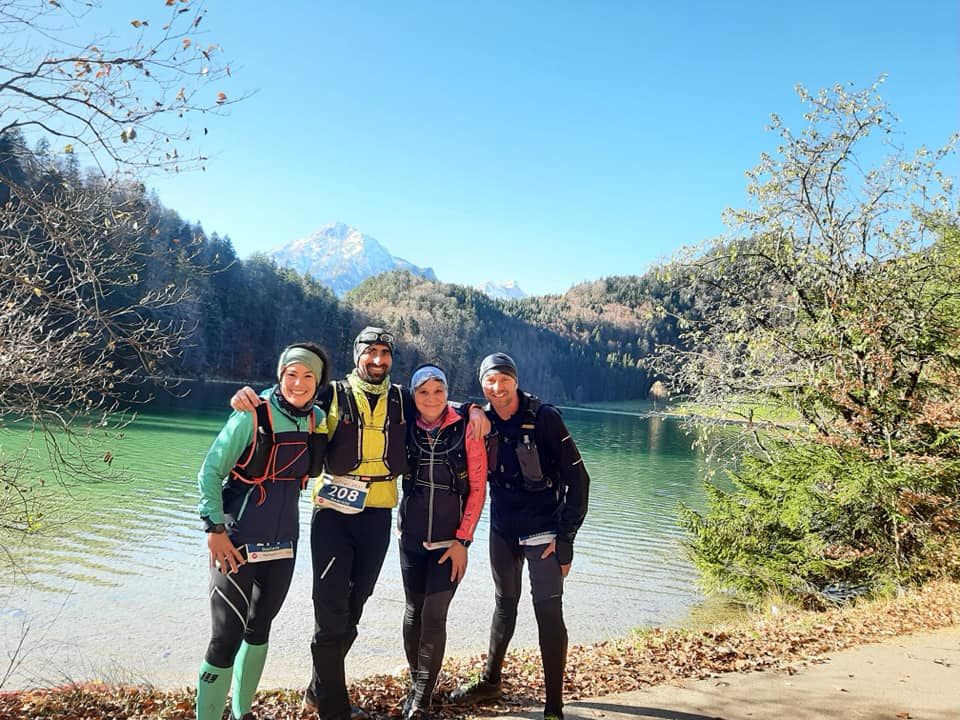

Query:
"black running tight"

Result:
[[483, 529, 567, 716], [399, 537, 460, 710], [204, 553, 296, 668]]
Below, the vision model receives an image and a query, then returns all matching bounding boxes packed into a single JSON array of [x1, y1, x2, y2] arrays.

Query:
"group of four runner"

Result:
[[194, 327, 590, 720]]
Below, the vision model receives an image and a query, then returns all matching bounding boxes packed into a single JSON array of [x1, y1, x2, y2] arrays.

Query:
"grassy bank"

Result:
[[2, 580, 958, 719], [663, 401, 803, 427]]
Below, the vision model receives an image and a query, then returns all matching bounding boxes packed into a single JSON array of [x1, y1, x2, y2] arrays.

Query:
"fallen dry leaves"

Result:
[[1, 580, 957, 719]]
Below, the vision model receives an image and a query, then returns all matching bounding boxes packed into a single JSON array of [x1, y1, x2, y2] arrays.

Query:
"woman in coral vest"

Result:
[[398, 363, 487, 720], [195, 342, 329, 720]]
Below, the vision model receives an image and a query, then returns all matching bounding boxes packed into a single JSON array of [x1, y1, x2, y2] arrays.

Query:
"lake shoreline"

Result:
[[3, 579, 957, 719], [1, 402, 706, 693]]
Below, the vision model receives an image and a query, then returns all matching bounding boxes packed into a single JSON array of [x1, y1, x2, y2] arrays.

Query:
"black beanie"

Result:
[[478, 352, 518, 382]]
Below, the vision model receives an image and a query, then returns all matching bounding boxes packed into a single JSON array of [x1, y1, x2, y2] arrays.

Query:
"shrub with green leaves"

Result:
[[683, 441, 960, 608]]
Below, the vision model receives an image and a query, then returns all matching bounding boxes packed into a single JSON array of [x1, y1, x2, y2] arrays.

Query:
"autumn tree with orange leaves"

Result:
[[646, 80, 960, 607]]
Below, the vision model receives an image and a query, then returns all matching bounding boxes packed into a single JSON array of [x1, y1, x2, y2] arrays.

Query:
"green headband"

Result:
[[277, 345, 325, 382]]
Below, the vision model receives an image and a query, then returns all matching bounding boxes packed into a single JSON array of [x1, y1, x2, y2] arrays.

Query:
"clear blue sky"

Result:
[[106, 1, 959, 296]]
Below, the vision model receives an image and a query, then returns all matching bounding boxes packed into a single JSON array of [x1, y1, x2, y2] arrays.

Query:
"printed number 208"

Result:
[[334, 487, 360, 502]]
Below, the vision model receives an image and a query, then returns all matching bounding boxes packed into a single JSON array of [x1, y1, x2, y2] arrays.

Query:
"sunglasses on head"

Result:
[[358, 330, 394, 345]]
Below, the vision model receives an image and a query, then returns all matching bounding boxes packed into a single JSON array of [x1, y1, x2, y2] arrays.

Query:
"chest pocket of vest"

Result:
[[488, 430, 553, 493], [269, 439, 310, 479], [231, 405, 316, 506], [327, 382, 408, 476], [516, 428, 552, 492], [409, 422, 468, 494]]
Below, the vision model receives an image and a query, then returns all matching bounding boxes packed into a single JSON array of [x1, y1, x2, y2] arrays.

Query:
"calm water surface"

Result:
[[0, 386, 712, 689]]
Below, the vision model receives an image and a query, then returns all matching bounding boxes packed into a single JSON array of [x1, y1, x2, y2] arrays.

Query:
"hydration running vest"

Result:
[[486, 392, 556, 493], [230, 401, 322, 504], [323, 380, 409, 479], [405, 418, 470, 496]]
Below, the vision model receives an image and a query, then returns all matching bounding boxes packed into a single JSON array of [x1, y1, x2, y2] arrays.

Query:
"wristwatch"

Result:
[[202, 517, 227, 534], [456, 538, 472, 548]]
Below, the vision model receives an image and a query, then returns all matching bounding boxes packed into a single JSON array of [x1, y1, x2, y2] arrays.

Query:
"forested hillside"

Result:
[[345, 270, 692, 401], [179, 259, 696, 400]]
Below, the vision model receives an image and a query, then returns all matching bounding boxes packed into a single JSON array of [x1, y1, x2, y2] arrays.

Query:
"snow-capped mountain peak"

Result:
[[268, 223, 437, 296], [476, 279, 527, 300]]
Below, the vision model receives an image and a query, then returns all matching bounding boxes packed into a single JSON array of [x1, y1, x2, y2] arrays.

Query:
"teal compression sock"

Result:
[[231, 641, 269, 718], [196, 660, 232, 720]]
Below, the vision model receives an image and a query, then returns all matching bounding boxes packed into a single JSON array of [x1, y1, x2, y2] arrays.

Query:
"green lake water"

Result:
[[0, 385, 713, 690]]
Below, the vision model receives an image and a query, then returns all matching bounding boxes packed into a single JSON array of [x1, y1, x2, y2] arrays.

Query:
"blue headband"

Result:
[[411, 365, 447, 390]]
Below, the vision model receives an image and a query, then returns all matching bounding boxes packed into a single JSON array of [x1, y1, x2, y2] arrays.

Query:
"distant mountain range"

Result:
[[475, 279, 527, 300], [268, 222, 527, 299], [268, 222, 437, 297]]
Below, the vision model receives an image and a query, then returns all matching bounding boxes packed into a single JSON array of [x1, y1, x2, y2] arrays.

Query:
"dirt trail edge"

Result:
[[488, 627, 960, 720]]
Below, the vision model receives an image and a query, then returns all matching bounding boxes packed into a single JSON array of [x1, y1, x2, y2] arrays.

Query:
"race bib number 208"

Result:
[[315, 477, 368, 514]]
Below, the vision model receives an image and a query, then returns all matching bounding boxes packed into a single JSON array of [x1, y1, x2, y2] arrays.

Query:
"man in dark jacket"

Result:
[[451, 352, 590, 720]]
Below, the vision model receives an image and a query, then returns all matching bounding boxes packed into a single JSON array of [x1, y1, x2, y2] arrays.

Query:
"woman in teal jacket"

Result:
[[195, 342, 329, 720]]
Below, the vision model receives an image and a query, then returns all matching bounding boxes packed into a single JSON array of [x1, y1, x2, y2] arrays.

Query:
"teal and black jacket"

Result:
[[197, 387, 326, 546]]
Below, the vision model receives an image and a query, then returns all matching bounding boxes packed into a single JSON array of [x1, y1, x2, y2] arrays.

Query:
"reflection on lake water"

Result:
[[0, 387, 712, 689]]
